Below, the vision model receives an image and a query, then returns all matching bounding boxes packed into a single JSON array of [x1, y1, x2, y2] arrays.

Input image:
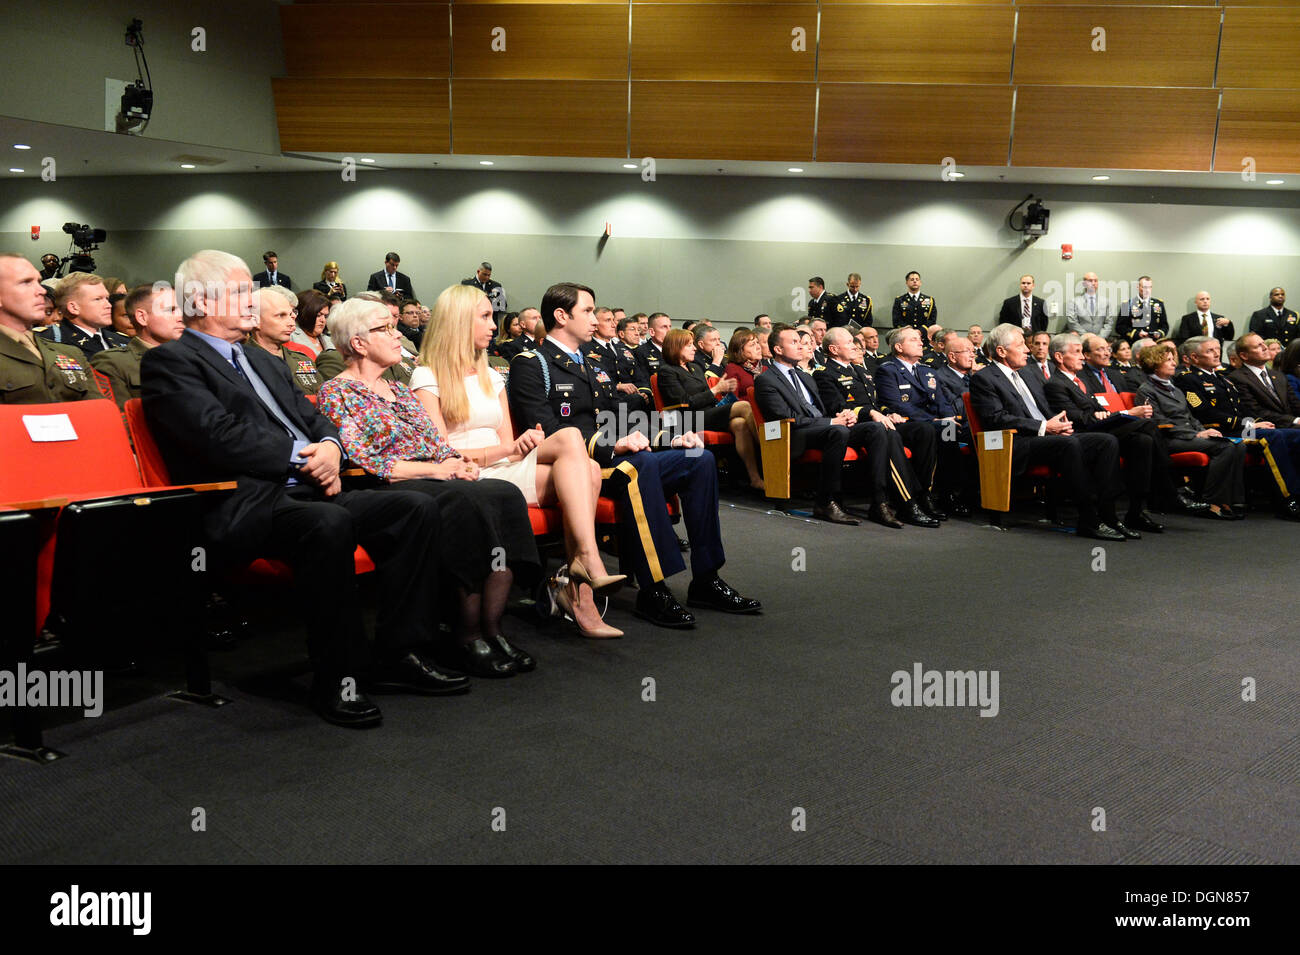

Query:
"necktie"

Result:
[[1201, 314, 1210, 335], [1088, 296, 1096, 317], [1023, 298, 1031, 324], [388, 273, 395, 290], [270, 272, 277, 286], [230, 344, 310, 444], [788, 367, 817, 416], [1074, 375, 1087, 394], [1260, 369, 1277, 398], [1011, 371, 1045, 422], [1041, 362, 1050, 381]]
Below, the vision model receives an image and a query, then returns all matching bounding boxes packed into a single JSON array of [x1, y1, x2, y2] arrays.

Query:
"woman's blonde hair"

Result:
[[420, 284, 493, 428], [320, 261, 342, 281]]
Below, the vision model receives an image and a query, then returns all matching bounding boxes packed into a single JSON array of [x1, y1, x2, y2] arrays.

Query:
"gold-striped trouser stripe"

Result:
[[606, 460, 665, 583], [1258, 437, 1290, 497]]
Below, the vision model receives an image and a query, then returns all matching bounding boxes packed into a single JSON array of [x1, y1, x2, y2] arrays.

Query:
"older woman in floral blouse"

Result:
[[318, 298, 540, 678]]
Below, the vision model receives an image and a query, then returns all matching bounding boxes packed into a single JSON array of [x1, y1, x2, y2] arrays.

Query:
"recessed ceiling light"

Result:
[[950, 172, 965, 179], [479, 160, 494, 166], [1092, 175, 1111, 181], [180, 163, 196, 169], [622, 163, 637, 169], [9, 168, 23, 173], [787, 167, 803, 173], [13, 144, 31, 150], [360, 158, 375, 164], [1266, 179, 1285, 185]]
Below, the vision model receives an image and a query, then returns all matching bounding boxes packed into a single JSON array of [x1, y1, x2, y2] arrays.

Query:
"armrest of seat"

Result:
[[972, 429, 1016, 512], [758, 418, 794, 500]]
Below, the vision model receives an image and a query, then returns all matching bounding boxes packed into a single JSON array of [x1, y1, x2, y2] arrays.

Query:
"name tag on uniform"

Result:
[[899, 383, 911, 389], [554, 383, 574, 394], [23, 413, 78, 442]]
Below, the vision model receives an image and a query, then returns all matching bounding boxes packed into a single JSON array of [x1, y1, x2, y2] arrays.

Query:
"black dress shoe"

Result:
[[920, 494, 948, 521], [634, 584, 696, 629], [944, 494, 972, 518], [368, 652, 471, 695], [311, 678, 382, 728], [867, 502, 905, 529], [1206, 506, 1236, 521], [677, 537, 691, 552], [1113, 522, 1142, 540], [1079, 523, 1126, 541], [687, 575, 762, 614], [902, 501, 941, 527], [812, 501, 860, 525], [1126, 510, 1164, 533], [446, 638, 517, 679], [1173, 488, 1211, 513], [489, 633, 536, 672]]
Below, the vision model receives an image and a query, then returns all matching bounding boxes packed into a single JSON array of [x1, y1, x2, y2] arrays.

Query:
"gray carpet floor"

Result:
[[3, 497, 1297, 865]]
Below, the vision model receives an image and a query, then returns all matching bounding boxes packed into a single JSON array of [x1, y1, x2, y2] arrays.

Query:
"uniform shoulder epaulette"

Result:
[[516, 350, 535, 359]]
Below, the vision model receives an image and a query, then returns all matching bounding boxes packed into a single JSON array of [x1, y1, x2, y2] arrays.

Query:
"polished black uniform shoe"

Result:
[[634, 584, 696, 628], [812, 501, 859, 525], [687, 575, 762, 614], [311, 678, 382, 728], [902, 502, 941, 527]]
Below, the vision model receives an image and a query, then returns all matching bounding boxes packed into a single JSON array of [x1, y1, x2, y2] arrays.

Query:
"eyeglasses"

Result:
[[359, 322, 399, 337]]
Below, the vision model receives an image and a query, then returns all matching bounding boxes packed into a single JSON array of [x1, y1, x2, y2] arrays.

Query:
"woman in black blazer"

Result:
[[656, 329, 764, 491], [312, 261, 348, 300]]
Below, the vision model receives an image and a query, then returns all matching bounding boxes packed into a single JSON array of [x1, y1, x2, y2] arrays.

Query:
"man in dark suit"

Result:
[[806, 277, 832, 321], [140, 250, 467, 728], [998, 274, 1049, 333], [509, 283, 759, 627], [1248, 287, 1299, 346], [1180, 334, 1300, 519], [968, 324, 1128, 541], [1116, 276, 1170, 343], [813, 327, 944, 521], [1174, 290, 1233, 346], [250, 251, 292, 291], [891, 271, 937, 330], [1229, 332, 1300, 427], [754, 325, 934, 529], [367, 252, 415, 300], [1077, 334, 1131, 400], [933, 331, 975, 411], [39, 271, 130, 358], [1042, 333, 1167, 532]]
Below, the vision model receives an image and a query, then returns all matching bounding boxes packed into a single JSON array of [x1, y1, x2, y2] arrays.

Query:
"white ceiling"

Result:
[[2, 114, 1296, 194]]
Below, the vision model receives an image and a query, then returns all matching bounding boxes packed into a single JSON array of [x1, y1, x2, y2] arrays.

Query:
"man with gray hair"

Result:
[[1043, 331, 1167, 533], [969, 324, 1127, 540], [142, 249, 469, 728], [1066, 272, 1114, 340]]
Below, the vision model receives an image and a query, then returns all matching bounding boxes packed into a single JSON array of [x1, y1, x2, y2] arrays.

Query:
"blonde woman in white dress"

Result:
[[412, 285, 625, 638]]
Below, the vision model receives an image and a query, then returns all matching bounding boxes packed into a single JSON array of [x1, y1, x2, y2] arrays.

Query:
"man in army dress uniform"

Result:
[[509, 282, 760, 629], [0, 254, 105, 404], [1248, 288, 1298, 347], [891, 271, 937, 329], [586, 305, 651, 414], [39, 271, 129, 359], [1116, 276, 1170, 343], [634, 312, 671, 382], [806, 277, 832, 321], [813, 327, 943, 522], [829, 272, 873, 329], [1178, 334, 1300, 519], [91, 283, 187, 408], [246, 286, 324, 395]]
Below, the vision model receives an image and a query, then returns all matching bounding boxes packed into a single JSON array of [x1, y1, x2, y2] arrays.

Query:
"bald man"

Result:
[[1066, 272, 1114, 340], [1175, 291, 1232, 346]]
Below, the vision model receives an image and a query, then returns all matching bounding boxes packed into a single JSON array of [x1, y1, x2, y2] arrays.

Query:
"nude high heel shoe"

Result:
[[555, 581, 624, 639], [567, 557, 626, 597]]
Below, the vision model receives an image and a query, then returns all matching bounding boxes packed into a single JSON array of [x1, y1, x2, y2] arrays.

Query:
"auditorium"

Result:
[[1, 0, 1298, 881]]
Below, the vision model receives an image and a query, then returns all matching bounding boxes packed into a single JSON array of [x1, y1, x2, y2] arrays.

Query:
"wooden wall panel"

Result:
[[1012, 86, 1218, 171], [272, 78, 450, 152], [1215, 89, 1300, 174], [819, 8, 1013, 85], [280, 4, 450, 77], [821, 0, 1010, 4], [630, 82, 814, 159], [1014, 7, 1220, 88], [452, 81, 628, 155], [451, 5, 628, 79], [630, 5, 817, 81], [1018, 0, 1213, 5], [818, 84, 1012, 164], [1219, 10, 1300, 90]]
